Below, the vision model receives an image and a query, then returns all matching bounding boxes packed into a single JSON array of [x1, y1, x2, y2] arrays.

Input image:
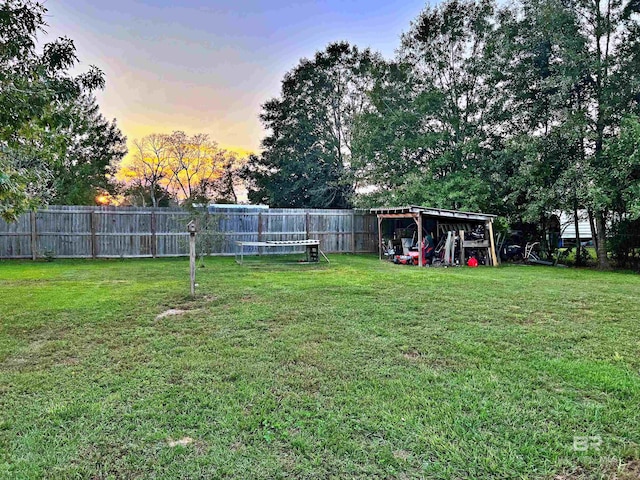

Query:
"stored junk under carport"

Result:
[[371, 205, 499, 268]]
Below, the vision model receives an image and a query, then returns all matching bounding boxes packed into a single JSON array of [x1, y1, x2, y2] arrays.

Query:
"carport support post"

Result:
[[417, 214, 423, 267], [377, 216, 383, 260], [487, 220, 498, 267]]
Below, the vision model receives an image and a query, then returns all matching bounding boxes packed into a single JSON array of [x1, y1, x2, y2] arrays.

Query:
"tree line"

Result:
[[245, 0, 640, 268]]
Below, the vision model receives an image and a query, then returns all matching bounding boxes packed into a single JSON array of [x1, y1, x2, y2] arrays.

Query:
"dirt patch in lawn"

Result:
[[554, 459, 640, 479], [1, 326, 74, 370], [167, 437, 194, 447], [155, 309, 187, 320], [402, 349, 421, 360]]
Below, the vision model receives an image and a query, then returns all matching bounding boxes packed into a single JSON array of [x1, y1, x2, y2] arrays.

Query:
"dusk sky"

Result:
[[43, 0, 428, 153]]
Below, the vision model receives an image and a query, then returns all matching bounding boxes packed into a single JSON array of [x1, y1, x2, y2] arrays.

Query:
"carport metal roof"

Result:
[[370, 205, 497, 222]]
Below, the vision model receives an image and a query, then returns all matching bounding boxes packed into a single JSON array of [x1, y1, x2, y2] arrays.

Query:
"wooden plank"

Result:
[[377, 213, 419, 219], [31, 232, 91, 236], [30, 211, 37, 260], [463, 240, 490, 248], [487, 220, 498, 267], [41, 209, 187, 216], [151, 210, 157, 258], [90, 211, 97, 259], [351, 211, 355, 253], [257, 212, 263, 255]]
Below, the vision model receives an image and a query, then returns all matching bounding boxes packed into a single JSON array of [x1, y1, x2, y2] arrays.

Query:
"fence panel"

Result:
[[36, 209, 91, 258], [0, 206, 378, 259], [354, 212, 378, 253], [0, 214, 32, 259], [155, 210, 190, 257], [261, 210, 308, 254]]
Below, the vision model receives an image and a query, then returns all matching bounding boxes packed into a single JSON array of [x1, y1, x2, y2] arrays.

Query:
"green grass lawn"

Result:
[[1, 256, 639, 479]]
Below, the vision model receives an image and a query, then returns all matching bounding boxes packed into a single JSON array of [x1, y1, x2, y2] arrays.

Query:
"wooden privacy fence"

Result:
[[0, 206, 378, 259]]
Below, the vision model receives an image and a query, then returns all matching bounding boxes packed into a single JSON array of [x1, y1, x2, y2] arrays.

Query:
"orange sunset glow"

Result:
[[40, 1, 425, 158]]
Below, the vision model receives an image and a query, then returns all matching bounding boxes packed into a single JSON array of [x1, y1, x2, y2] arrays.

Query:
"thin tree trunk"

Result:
[[595, 210, 610, 269], [588, 208, 598, 252], [574, 203, 582, 266], [540, 214, 548, 260], [592, 0, 610, 270], [151, 186, 158, 208], [227, 172, 238, 204]]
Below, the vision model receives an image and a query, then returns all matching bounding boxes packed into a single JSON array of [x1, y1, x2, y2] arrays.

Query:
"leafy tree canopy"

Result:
[[116, 131, 246, 207], [0, 0, 124, 220], [251, 0, 640, 268], [246, 42, 381, 208]]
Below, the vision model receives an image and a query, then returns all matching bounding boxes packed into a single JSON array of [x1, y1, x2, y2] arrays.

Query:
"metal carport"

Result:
[[370, 205, 499, 267]]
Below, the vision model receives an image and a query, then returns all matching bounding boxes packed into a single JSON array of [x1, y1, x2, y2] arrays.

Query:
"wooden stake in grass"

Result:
[[187, 220, 197, 297]]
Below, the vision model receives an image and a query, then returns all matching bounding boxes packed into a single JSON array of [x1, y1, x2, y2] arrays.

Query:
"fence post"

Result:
[[151, 210, 157, 258], [90, 210, 98, 259], [305, 212, 311, 240], [30, 211, 37, 260]]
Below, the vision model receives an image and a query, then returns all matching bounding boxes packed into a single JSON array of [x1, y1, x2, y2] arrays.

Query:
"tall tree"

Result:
[[486, 0, 586, 236], [574, 0, 640, 267], [50, 94, 127, 204], [472, 0, 640, 267], [354, 0, 497, 212], [212, 151, 246, 204], [247, 42, 380, 208], [165, 131, 226, 205], [117, 132, 243, 206], [0, 0, 117, 220], [352, 0, 639, 267], [602, 115, 640, 218], [118, 134, 173, 207]]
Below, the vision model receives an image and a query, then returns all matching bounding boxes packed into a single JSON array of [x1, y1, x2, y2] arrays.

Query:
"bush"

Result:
[[609, 218, 640, 269]]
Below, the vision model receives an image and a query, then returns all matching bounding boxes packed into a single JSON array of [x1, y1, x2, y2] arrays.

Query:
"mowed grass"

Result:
[[1, 256, 639, 479]]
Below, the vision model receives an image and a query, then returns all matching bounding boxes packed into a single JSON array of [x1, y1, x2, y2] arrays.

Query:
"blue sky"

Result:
[[44, 0, 427, 151]]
